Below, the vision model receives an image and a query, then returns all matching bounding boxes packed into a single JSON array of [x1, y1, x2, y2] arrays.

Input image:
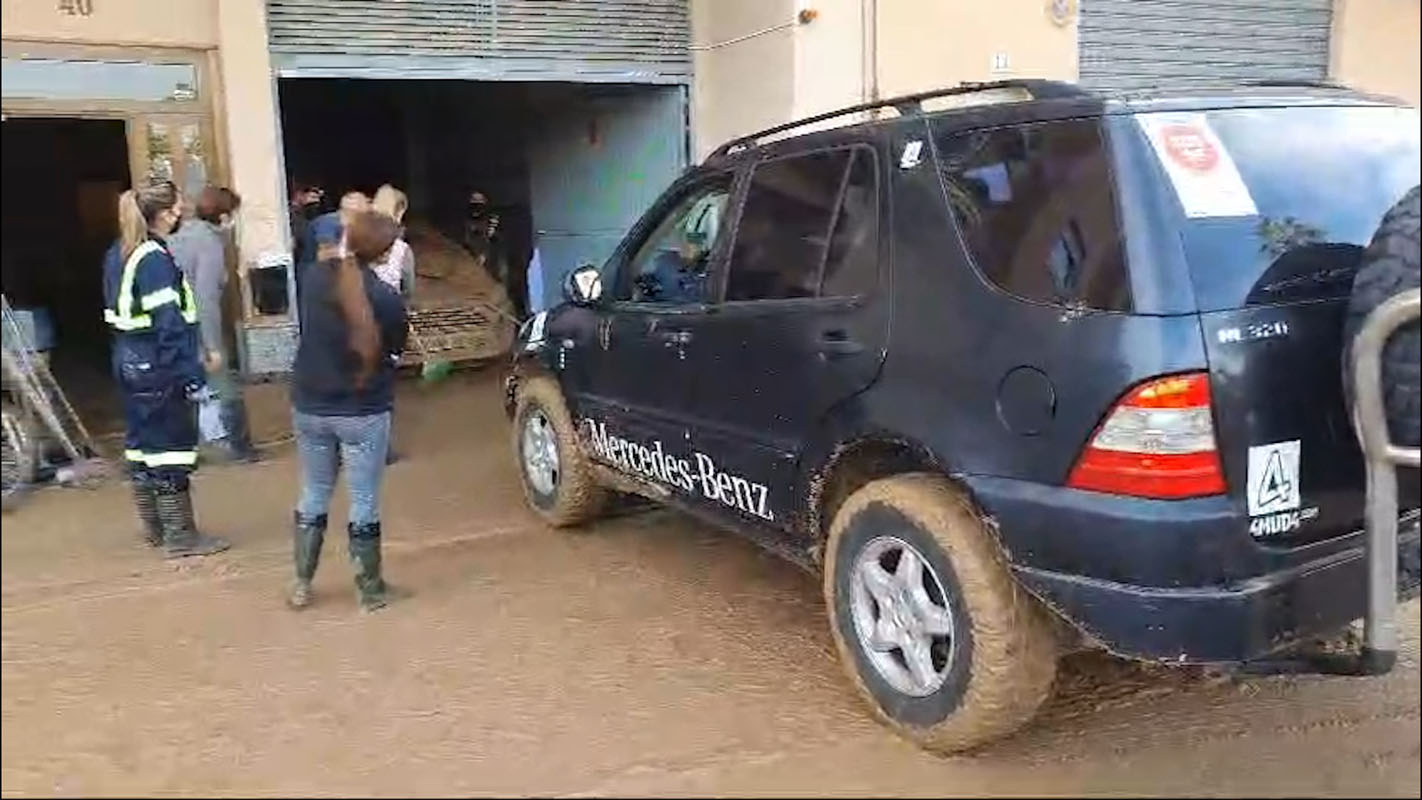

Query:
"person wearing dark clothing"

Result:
[[104, 180, 230, 558], [464, 190, 526, 317], [297, 191, 369, 312], [289, 182, 323, 268], [304, 211, 343, 258], [169, 186, 258, 463], [289, 210, 408, 612]]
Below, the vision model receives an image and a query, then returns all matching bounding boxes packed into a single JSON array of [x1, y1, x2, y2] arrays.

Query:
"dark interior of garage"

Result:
[[278, 79, 554, 296], [277, 78, 687, 315], [2, 117, 131, 433]]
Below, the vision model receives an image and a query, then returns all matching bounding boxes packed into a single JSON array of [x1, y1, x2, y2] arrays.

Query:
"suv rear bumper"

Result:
[[964, 476, 1421, 663], [1014, 529, 1419, 663]]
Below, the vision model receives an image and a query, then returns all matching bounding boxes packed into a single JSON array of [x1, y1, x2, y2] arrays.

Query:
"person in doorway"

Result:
[[289, 210, 408, 612], [463, 190, 520, 312], [289, 180, 324, 268], [104, 180, 230, 558], [462, 191, 500, 260], [298, 190, 368, 307], [309, 190, 370, 257], [370, 184, 415, 465], [371, 184, 416, 297], [170, 185, 259, 463]]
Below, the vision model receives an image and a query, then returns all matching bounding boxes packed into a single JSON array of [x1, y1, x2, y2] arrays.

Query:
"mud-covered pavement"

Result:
[[3, 371, 1420, 797]]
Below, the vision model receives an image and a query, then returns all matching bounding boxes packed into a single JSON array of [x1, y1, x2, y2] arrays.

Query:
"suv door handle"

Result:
[[818, 329, 864, 356], [659, 329, 693, 347]]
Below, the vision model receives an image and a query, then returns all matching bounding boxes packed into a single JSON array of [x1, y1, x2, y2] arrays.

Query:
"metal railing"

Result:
[[1349, 287, 1422, 673]]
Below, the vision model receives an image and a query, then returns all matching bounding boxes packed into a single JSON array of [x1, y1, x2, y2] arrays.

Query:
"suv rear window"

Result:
[[934, 118, 1132, 312], [1133, 105, 1420, 311]]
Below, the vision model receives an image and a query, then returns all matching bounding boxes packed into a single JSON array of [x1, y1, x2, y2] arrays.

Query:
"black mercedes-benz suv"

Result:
[[506, 80, 1421, 751]]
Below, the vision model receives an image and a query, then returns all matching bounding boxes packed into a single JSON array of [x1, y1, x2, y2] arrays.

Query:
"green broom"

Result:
[[407, 322, 454, 385]]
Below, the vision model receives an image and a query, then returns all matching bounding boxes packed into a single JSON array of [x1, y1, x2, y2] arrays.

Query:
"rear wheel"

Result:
[[512, 376, 607, 527], [1346, 185, 1420, 448], [824, 473, 1057, 753]]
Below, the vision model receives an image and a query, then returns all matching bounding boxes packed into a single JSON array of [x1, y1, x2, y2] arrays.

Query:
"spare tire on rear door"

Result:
[[1345, 185, 1421, 448]]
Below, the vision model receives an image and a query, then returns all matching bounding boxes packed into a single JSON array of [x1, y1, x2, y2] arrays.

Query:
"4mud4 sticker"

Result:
[[1246, 439, 1318, 539], [581, 418, 774, 522]]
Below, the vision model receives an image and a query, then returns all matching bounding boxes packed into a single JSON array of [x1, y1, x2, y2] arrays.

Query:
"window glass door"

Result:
[[130, 115, 211, 208]]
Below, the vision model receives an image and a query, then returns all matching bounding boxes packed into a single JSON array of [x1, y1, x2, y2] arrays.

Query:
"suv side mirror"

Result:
[[563, 263, 604, 306]]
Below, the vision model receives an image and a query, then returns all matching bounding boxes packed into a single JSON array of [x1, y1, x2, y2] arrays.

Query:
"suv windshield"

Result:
[[1132, 105, 1420, 311]]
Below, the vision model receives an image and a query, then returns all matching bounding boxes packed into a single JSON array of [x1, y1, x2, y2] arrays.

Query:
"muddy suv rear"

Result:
[[1115, 103, 1420, 549]]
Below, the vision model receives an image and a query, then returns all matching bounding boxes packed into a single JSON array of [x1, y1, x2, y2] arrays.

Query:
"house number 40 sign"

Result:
[[58, 0, 95, 16]]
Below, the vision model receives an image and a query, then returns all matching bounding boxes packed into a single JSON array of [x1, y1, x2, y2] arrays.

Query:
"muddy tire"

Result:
[[1346, 185, 1420, 448], [512, 376, 608, 527], [823, 473, 1057, 753]]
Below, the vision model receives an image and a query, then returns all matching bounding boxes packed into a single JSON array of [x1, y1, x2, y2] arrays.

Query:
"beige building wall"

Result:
[[690, 0, 1079, 158], [0, 0, 217, 48], [1329, 0, 1421, 107], [690, 0, 797, 158], [875, 0, 1078, 97], [791, 0, 869, 121], [215, 0, 288, 265]]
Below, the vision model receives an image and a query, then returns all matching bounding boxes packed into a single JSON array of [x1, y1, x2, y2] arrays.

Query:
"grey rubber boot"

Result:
[[288, 511, 327, 610], [131, 480, 163, 547], [156, 486, 231, 558], [348, 521, 387, 612]]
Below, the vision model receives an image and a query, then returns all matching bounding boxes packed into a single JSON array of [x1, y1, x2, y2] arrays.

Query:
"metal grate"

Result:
[[402, 303, 514, 366], [267, 0, 691, 83], [1079, 0, 1332, 92]]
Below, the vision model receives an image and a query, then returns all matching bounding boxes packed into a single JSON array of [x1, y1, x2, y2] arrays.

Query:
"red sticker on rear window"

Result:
[[1161, 124, 1219, 173], [1139, 113, 1257, 218]]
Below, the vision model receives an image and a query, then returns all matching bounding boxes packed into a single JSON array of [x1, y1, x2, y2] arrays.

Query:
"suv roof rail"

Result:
[[707, 79, 1091, 159], [1239, 78, 1352, 90]]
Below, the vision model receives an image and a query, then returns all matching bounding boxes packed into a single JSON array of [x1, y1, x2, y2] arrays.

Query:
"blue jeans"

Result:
[[294, 410, 391, 525]]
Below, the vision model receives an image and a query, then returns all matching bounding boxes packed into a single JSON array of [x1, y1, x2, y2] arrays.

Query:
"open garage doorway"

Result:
[[277, 79, 686, 318], [1, 117, 131, 435]]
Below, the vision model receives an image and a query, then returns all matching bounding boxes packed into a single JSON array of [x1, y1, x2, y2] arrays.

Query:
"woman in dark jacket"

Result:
[[289, 210, 408, 612]]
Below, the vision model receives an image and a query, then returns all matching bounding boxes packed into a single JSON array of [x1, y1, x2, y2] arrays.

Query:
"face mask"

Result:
[[469, 202, 488, 217], [168, 213, 184, 235]]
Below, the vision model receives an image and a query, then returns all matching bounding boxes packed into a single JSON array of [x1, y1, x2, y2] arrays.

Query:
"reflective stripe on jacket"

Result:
[[104, 240, 200, 330]]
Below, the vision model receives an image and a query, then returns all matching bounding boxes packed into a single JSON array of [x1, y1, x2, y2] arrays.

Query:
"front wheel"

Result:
[[512, 376, 607, 527], [824, 473, 1058, 753]]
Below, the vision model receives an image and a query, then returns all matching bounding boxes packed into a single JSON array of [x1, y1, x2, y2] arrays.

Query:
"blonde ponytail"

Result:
[[118, 190, 147, 261], [118, 181, 181, 260]]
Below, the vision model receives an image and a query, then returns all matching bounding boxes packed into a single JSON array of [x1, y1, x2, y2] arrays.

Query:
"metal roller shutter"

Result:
[[267, 0, 690, 83], [1079, 0, 1333, 92]]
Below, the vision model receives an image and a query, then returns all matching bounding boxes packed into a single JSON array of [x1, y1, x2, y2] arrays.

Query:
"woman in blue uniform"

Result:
[[104, 180, 230, 558]]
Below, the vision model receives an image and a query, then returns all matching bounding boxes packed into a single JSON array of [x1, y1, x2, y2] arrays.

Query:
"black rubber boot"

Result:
[[348, 521, 387, 612], [130, 480, 163, 547], [288, 511, 327, 610], [156, 486, 231, 559]]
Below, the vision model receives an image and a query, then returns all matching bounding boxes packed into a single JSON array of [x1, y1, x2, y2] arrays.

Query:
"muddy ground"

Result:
[[3, 370, 1419, 797]]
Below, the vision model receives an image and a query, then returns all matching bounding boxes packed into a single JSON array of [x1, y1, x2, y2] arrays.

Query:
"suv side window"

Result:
[[936, 118, 1131, 312], [726, 147, 878, 302], [618, 180, 731, 304]]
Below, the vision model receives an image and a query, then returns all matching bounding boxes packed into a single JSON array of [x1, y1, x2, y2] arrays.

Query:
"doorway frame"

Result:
[[1, 40, 226, 189]]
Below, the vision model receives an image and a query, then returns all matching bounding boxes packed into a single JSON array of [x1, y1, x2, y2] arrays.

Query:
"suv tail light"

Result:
[[1067, 372, 1226, 499]]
